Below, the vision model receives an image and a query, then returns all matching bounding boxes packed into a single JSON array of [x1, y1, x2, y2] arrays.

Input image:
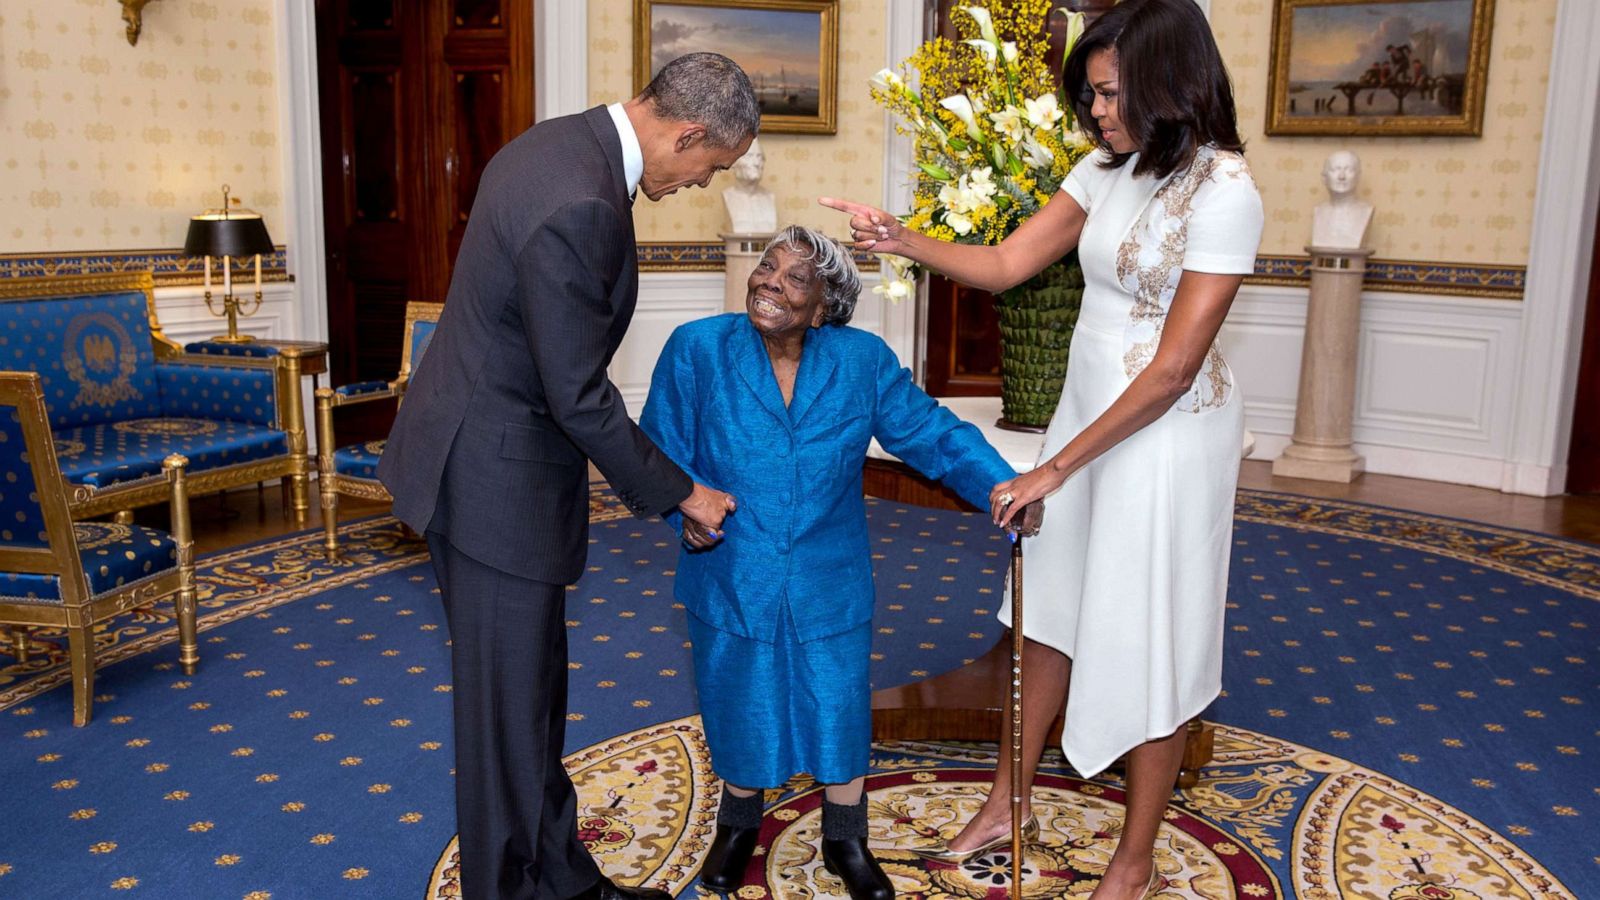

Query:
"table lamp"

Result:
[[183, 184, 275, 344]]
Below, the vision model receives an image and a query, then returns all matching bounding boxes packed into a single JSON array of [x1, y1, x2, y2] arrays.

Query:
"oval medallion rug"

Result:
[[425, 714, 1571, 899]]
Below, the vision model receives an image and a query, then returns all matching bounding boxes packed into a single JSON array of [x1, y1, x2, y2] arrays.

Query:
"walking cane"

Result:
[[1007, 524, 1026, 897]]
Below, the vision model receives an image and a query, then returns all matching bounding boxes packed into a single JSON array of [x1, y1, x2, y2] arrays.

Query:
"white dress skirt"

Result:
[[1000, 145, 1264, 779]]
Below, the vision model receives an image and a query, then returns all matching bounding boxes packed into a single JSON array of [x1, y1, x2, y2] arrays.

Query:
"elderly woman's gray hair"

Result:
[[762, 225, 861, 327]]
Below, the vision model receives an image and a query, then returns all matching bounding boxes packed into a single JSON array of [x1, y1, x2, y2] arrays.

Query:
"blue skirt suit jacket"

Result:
[[640, 313, 1014, 785]]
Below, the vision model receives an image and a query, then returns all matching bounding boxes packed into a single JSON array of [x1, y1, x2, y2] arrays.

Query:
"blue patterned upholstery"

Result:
[[0, 407, 50, 547], [407, 320, 437, 375], [156, 362, 277, 428], [335, 380, 389, 398], [183, 340, 279, 359], [0, 521, 176, 604], [52, 419, 288, 489], [0, 291, 163, 429], [332, 440, 385, 481]]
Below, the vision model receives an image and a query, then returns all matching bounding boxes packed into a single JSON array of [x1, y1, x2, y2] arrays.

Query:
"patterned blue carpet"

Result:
[[0, 485, 1592, 898]]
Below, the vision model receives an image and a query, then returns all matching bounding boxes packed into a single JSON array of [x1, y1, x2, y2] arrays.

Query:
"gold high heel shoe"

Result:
[[911, 816, 1039, 863]]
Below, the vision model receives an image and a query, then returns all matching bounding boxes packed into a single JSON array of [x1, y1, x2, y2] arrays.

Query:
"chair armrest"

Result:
[[332, 381, 397, 404]]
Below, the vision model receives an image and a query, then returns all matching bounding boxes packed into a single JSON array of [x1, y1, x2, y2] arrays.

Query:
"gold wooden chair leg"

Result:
[[8, 625, 29, 664], [68, 623, 95, 727], [165, 455, 199, 676], [1177, 717, 1214, 789], [314, 388, 341, 557]]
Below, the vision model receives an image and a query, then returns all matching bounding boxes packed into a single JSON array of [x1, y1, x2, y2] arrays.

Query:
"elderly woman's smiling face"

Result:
[[746, 243, 826, 339]]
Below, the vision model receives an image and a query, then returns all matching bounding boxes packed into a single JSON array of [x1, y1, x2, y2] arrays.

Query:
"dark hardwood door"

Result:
[[316, 0, 532, 439], [1565, 200, 1600, 493], [920, 0, 1112, 396]]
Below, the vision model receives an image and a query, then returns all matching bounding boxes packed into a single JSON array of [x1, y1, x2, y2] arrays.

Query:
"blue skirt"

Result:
[[687, 606, 872, 788]]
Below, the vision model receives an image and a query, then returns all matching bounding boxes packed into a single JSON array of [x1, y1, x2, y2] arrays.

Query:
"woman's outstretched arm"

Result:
[[818, 191, 1088, 294]]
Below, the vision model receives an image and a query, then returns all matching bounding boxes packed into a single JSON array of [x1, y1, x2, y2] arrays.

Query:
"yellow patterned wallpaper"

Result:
[[0, 0, 282, 253], [589, 0, 885, 243], [1211, 0, 1556, 264]]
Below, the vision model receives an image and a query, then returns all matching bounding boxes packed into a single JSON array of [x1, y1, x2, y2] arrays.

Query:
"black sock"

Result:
[[821, 797, 868, 841], [718, 784, 763, 830]]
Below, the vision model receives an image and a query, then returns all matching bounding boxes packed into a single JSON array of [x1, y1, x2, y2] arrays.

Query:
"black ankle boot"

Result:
[[821, 798, 893, 900], [699, 786, 763, 893]]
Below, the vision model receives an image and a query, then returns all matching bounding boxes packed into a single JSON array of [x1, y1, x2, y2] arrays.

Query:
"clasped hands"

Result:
[[678, 482, 737, 549]]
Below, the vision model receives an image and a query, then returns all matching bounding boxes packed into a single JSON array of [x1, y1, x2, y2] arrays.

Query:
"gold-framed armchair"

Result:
[[0, 371, 198, 726], [315, 301, 442, 554]]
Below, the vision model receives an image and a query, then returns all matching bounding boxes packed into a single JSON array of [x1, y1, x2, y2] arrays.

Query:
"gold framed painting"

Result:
[[1266, 0, 1496, 137], [633, 0, 839, 135]]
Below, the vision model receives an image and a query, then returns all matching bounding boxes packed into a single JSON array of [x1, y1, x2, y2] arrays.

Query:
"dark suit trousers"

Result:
[[427, 532, 602, 900]]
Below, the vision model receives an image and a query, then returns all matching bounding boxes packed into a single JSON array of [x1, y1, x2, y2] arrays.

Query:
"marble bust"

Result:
[[722, 137, 777, 234], [1311, 150, 1373, 251]]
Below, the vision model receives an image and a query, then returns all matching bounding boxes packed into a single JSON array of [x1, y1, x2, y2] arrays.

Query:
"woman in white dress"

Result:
[[821, 1, 1263, 896]]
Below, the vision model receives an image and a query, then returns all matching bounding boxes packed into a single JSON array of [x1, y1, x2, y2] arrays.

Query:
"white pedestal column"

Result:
[[1273, 246, 1372, 482], [721, 231, 774, 314]]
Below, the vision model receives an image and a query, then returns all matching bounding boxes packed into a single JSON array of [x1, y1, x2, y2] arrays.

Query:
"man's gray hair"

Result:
[[640, 53, 761, 148], [763, 225, 860, 327]]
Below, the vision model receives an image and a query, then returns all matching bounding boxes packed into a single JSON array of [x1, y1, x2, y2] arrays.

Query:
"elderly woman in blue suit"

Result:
[[641, 225, 1034, 899]]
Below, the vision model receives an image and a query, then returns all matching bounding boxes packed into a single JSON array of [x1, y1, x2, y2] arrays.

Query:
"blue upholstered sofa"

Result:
[[0, 273, 317, 519]]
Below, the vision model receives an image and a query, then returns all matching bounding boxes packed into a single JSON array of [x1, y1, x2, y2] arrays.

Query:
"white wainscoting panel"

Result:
[[612, 273, 725, 416], [1221, 283, 1524, 489]]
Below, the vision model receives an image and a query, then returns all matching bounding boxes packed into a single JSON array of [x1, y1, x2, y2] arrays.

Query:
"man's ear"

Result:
[[673, 123, 706, 152]]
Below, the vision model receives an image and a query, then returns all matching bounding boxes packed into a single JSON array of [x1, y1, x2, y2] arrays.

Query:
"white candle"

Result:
[[223, 255, 232, 297], [204, 255, 212, 291]]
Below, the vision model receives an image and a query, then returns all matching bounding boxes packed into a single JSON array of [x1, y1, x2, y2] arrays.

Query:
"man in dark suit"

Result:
[[377, 53, 759, 900]]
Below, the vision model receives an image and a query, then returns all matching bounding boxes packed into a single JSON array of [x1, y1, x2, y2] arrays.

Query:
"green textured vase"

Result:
[[993, 254, 1084, 431]]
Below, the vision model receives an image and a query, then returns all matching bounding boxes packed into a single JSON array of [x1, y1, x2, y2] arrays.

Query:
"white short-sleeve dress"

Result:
[[1000, 144, 1264, 778]]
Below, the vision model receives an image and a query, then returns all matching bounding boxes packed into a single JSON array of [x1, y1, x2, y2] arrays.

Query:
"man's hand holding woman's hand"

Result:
[[679, 482, 737, 549]]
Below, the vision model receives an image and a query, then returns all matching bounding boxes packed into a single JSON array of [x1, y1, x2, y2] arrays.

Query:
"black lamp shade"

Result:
[[183, 215, 275, 258]]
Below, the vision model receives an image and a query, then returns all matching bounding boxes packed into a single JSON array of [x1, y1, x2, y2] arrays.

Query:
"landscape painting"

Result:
[[1267, 0, 1495, 136], [634, 0, 839, 134]]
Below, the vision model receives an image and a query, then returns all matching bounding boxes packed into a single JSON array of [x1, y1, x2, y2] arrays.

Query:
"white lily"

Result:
[[1024, 93, 1064, 130], [1021, 136, 1055, 168], [964, 38, 999, 67], [1059, 9, 1085, 54], [938, 181, 969, 214], [989, 104, 1028, 144], [938, 93, 981, 138], [1002, 41, 1019, 64], [872, 276, 914, 302], [868, 68, 904, 93], [967, 167, 998, 201], [962, 6, 1000, 46], [945, 210, 975, 236]]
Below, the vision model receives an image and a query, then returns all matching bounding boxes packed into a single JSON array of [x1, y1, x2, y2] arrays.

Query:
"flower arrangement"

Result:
[[869, 1, 1095, 301]]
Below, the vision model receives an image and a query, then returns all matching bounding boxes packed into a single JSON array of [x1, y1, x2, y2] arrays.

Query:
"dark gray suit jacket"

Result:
[[378, 105, 693, 585]]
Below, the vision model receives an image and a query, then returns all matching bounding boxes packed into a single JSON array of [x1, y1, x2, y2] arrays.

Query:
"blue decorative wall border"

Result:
[[0, 247, 291, 286], [0, 245, 1526, 299], [1250, 254, 1525, 299]]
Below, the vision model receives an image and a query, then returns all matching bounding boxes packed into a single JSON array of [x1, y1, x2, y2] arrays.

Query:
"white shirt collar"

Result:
[[606, 102, 644, 200]]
